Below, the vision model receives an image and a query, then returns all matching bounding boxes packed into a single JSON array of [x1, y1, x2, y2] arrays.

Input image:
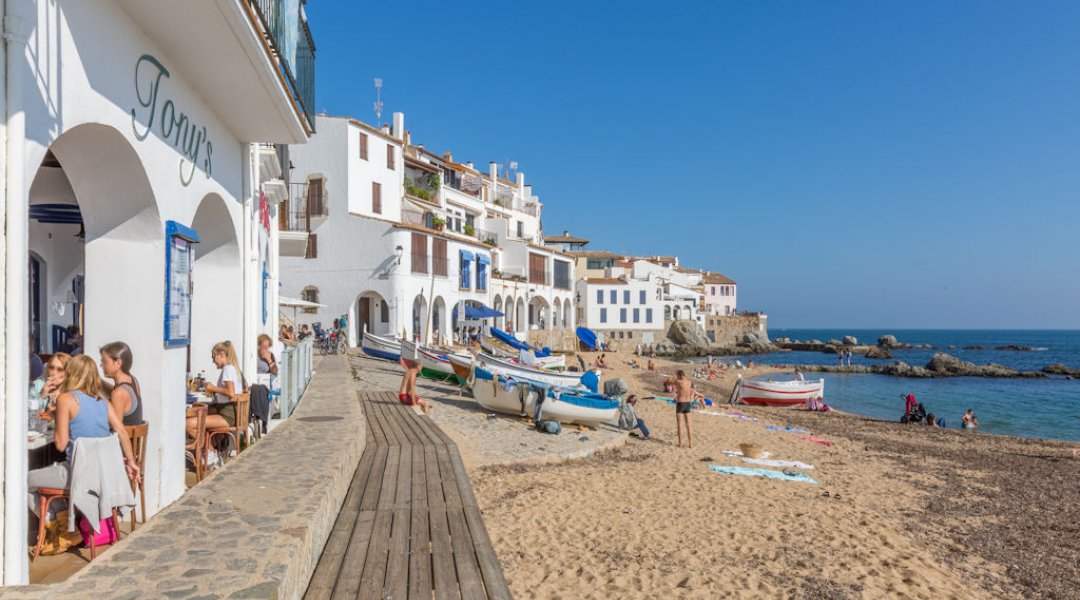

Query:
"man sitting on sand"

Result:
[[674, 370, 705, 449], [647, 358, 656, 371], [399, 362, 431, 415]]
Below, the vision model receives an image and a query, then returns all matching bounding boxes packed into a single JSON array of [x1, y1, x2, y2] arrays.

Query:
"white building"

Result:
[[574, 277, 664, 344], [280, 113, 576, 347], [702, 272, 738, 316], [0, 0, 315, 583]]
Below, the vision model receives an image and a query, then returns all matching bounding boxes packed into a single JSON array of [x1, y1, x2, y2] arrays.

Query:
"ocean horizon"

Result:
[[713, 328, 1080, 442]]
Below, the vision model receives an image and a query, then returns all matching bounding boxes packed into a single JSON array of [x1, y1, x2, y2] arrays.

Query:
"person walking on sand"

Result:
[[674, 370, 704, 448], [399, 362, 431, 415]]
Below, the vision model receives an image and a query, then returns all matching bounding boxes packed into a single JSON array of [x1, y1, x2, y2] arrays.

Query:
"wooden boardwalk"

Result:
[[305, 391, 512, 600]]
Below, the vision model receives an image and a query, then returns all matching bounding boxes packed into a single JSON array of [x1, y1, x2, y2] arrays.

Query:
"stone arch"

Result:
[[412, 294, 428, 341], [563, 300, 572, 328], [493, 295, 504, 329], [529, 296, 551, 330], [432, 296, 448, 345], [552, 298, 562, 328], [515, 297, 526, 332], [354, 290, 390, 342]]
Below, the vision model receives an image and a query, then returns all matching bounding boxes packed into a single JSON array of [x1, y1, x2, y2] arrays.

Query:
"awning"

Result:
[[279, 296, 325, 309], [452, 303, 503, 320], [460, 249, 475, 261], [477, 254, 491, 265]]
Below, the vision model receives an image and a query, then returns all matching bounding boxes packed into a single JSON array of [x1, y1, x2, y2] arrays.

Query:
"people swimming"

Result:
[[961, 409, 979, 430]]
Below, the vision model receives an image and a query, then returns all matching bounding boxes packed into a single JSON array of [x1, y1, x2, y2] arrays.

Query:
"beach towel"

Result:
[[741, 457, 815, 470], [797, 435, 834, 447], [708, 465, 818, 484], [765, 425, 810, 434]]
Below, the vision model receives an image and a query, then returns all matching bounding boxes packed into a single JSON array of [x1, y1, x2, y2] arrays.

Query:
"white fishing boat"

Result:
[[361, 330, 401, 362], [476, 352, 584, 389], [470, 365, 619, 425], [478, 335, 565, 369], [734, 376, 825, 407], [399, 339, 458, 380]]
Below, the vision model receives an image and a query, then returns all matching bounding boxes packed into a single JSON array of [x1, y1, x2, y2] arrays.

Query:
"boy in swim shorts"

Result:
[[399, 362, 431, 415]]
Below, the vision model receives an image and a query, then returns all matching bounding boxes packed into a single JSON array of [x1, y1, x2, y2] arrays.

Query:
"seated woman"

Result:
[[256, 334, 279, 380], [38, 352, 72, 411], [186, 341, 246, 440], [28, 356, 140, 511], [595, 353, 608, 368], [100, 342, 143, 427]]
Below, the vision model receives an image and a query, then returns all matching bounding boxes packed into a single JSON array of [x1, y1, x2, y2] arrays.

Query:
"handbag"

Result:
[[77, 514, 119, 547]]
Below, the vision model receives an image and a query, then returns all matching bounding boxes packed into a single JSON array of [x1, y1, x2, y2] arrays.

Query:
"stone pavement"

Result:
[[6, 355, 365, 600], [347, 353, 628, 470]]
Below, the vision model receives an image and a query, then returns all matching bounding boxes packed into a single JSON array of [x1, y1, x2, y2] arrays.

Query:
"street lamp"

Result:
[[394, 245, 403, 266]]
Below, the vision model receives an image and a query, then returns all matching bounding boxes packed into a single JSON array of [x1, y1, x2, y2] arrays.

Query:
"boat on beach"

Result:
[[734, 377, 825, 407], [478, 335, 566, 368], [399, 339, 459, 380], [361, 330, 401, 362], [475, 352, 585, 388], [469, 365, 620, 425]]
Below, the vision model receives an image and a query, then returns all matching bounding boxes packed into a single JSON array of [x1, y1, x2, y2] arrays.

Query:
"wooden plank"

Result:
[[435, 444, 464, 510], [425, 445, 457, 600], [446, 507, 486, 600], [463, 505, 512, 600], [360, 405, 400, 600], [304, 447, 376, 600], [383, 403, 414, 600]]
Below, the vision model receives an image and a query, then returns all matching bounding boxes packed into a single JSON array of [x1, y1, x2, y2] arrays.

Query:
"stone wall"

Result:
[[4, 356, 366, 599], [525, 328, 578, 353], [704, 313, 769, 346]]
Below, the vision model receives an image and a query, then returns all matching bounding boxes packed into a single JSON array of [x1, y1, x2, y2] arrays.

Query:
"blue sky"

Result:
[[308, 1, 1080, 329]]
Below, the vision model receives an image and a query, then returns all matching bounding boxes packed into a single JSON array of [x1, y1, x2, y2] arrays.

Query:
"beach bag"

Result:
[[34, 512, 82, 556], [538, 420, 561, 435], [78, 514, 119, 547]]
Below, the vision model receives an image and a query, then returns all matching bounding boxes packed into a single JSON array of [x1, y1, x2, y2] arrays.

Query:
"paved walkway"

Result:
[[305, 390, 511, 600]]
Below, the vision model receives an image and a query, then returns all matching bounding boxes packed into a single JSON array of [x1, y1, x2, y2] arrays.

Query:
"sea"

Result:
[[700, 329, 1080, 442]]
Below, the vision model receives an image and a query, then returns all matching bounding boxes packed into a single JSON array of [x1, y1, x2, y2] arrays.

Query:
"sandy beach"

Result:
[[462, 351, 1080, 599]]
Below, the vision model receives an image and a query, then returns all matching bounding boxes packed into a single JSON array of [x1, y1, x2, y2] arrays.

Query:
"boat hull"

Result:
[[400, 339, 458, 380], [362, 331, 401, 362], [737, 378, 825, 407], [476, 353, 583, 388], [471, 368, 619, 425]]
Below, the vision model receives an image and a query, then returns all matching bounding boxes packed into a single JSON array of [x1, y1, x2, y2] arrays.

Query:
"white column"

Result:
[[2, 2, 29, 583]]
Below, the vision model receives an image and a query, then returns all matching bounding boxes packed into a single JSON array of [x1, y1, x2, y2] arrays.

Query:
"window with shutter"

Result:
[[528, 253, 547, 285], [386, 145, 395, 170], [372, 182, 382, 214], [432, 238, 448, 276], [411, 233, 427, 273], [359, 133, 369, 160], [305, 234, 317, 259]]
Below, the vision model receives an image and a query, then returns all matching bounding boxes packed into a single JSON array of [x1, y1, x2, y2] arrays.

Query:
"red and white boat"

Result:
[[734, 376, 825, 407]]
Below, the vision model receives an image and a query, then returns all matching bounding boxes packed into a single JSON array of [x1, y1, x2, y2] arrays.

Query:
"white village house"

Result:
[[0, 0, 315, 583], [280, 112, 575, 347]]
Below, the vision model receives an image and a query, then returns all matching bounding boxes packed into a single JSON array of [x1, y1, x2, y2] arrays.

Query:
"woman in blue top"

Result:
[[27, 355, 140, 513]]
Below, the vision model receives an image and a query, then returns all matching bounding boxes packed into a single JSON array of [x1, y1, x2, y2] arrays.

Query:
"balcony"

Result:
[[117, 0, 317, 141], [290, 181, 329, 228], [404, 172, 441, 205]]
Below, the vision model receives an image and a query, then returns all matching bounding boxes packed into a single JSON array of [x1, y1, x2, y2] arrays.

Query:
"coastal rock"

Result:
[[878, 335, 898, 348], [947, 345, 957, 350], [842, 335, 858, 346], [667, 320, 710, 349], [963, 345, 986, 350], [827, 339, 843, 347], [865, 346, 894, 359], [1043, 363, 1080, 377], [994, 345, 1036, 352]]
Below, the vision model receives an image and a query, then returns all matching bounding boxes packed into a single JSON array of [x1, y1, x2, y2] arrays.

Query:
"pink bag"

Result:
[[77, 514, 118, 547]]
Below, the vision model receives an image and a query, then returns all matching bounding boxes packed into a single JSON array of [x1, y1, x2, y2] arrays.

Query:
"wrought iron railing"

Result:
[[246, 0, 316, 131]]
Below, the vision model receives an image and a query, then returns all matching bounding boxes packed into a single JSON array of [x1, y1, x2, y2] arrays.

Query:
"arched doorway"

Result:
[[515, 297, 526, 332], [493, 296, 503, 330], [529, 297, 550, 330], [190, 194, 241, 379], [412, 294, 428, 341], [431, 296, 448, 345], [563, 300, 572, 328], [504, 296, 514, 332], [552, 298, 561, 328], [354, 290, 390, 341], [29, 124, 172, 512]]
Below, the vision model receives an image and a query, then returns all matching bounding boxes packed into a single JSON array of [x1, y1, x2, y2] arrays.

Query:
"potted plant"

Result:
[[464, 223, 475, 236], [431, 216, 446, 231]]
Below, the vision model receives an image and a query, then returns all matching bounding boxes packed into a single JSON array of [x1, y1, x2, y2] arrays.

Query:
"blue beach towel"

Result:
[[765, 425, 810, 434], [708, 465, 818, 484]]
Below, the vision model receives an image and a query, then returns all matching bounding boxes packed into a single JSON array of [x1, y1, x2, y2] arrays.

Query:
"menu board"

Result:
[[164, 222, 198, 347]]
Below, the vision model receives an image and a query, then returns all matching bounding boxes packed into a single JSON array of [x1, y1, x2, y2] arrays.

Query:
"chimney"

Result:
[[465, 161, 473, 170], [563, 230, 568, 236], [392, 112, 405, 140], [443, 151, 453, 162], [489, 161, 498, 182], [381, 124, 390, 135], [403, 130, 411, 145], [516, 172, 525, 193]]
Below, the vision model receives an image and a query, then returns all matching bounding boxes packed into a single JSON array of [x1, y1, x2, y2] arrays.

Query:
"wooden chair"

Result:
[[124, 422, 148, 528], [185, 404, 208, 482], [207, 393, 250, 462], [31, 488, 121, 562]]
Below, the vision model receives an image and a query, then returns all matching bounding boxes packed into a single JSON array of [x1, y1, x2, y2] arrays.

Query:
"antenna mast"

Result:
[[373, 78, 384, 126]]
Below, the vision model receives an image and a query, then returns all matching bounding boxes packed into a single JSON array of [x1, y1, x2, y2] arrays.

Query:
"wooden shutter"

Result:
[[528, 253, 546, 285], [432, 238, 448, 276], [307, 178, 324, 217], [411, 232, 427, 273], [372, 182, 382, 214], [386, 145, 395, 170], [359, 133, 369, 160], [305, 234, 317, 259]]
